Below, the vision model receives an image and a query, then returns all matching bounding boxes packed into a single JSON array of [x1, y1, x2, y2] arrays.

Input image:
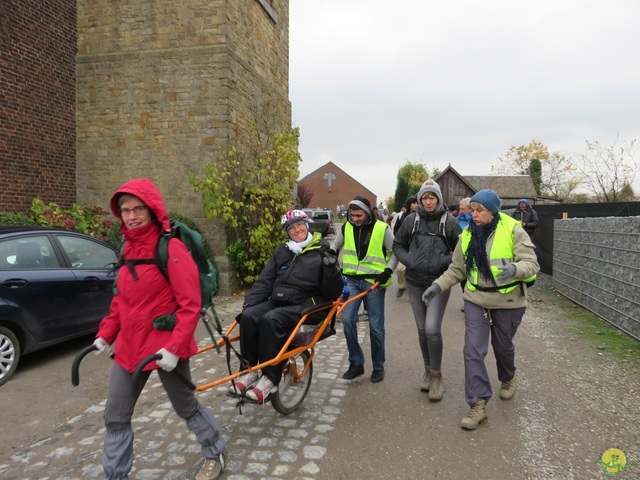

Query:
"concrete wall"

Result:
[[0, 0, 77, 212], [552, 216, 640, 340]]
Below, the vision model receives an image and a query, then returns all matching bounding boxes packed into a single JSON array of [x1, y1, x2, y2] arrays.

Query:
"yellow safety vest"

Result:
[[342, 220, 392, 286], [461, 213, 536, 293]]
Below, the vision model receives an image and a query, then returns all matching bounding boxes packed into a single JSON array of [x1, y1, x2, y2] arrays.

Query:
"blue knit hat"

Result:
[[470, 189, 501, 214]]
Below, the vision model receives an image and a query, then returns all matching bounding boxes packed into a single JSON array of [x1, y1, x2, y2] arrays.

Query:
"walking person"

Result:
[[511, 198, 538, 235], [393, 180, 462, 401], [331, 196, 397, 383], [230, 209, 343, 401], [393, 195, 418, 299], [458, 197, 472, 230], [93, 178, 227, 479], [422, 189, 539, 429]]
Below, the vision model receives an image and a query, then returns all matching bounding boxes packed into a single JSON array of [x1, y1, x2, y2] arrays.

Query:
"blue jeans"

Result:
[[342, 277, 386, 371]]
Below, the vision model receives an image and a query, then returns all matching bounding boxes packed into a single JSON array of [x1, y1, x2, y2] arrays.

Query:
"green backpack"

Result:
[[119, 219, 218, 331]]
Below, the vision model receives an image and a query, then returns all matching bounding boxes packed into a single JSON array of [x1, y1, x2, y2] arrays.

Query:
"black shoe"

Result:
[[395, 288, 406, 298], [371, 369, 385, 383], [342, 363, 364, 380]]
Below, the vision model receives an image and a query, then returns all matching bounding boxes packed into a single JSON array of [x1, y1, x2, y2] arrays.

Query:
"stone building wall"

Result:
[[76, 0, 290, 294], [0, 0, 77, 212], [552, 216, 640, 340]]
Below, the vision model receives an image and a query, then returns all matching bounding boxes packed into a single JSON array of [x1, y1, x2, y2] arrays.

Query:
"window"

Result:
[[0, 236, 59, 269], [57, 235, 117, 269]]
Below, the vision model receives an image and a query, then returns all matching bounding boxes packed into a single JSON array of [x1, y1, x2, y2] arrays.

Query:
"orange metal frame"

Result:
[[190, 284, 377, 392]]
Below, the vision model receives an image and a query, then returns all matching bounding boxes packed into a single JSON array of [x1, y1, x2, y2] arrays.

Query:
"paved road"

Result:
[[1, 279, 639, 479]]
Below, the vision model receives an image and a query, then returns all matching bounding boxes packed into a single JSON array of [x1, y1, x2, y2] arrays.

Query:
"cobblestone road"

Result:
[[3, 296, 362, 480]]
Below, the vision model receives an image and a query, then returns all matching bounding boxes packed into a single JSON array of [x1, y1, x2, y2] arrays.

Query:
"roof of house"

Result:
[[464, 175, 538, 199]]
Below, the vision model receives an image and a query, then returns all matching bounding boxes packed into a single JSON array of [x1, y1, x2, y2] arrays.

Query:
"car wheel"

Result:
[[0, 326, 20, 386]]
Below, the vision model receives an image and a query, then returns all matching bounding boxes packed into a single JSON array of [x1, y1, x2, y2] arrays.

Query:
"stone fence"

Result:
[[552, 216, 640, 340]]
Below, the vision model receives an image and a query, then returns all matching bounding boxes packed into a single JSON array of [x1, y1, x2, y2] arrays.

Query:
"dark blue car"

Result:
[[0, 226, 118, 385]]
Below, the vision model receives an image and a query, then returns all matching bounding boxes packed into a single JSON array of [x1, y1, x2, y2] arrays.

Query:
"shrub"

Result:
[[0, 212, 38, 226], [30, 199, 114, 241]]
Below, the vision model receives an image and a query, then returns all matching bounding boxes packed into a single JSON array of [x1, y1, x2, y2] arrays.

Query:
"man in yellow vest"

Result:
[[331, 196, 397, 383], [422, 189, 539, 430]]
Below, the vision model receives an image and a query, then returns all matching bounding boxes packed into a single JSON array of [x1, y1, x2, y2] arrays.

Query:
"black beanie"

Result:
[[349, 196, 373, 217]]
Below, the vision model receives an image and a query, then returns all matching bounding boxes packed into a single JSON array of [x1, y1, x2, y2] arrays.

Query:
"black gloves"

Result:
[[321, 249, 338, 267], [375, 267, 393, 285]]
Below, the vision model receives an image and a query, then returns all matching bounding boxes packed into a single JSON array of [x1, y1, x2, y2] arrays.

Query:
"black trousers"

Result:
[[237, 299, 324, 383]]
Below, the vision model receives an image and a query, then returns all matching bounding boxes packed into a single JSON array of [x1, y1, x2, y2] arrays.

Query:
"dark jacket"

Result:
[[393, 195, 417, 235], [511, 199, 538, 234], [393, 209, 462, 287], [243, 233, 343, 309]]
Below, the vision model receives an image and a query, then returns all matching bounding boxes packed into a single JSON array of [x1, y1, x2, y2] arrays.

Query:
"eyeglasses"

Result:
[[120, 206, 148, 216]]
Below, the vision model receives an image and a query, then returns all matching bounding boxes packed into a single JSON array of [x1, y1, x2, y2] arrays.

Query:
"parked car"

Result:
[[0, 226, 118, 385], [302, 209, 335, 237]]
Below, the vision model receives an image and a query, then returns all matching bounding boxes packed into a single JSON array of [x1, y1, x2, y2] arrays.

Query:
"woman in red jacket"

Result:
[[94, 178, 226, 480]]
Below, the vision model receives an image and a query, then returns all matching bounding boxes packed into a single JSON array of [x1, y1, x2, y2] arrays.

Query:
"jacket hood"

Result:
[[404, 195, 418, 211], [110, 178, 171, 232], [416, 180, 443, 214]]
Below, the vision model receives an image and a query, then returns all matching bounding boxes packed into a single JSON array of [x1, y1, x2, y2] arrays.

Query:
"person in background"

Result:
[[511, 198, 538, 235], [331, 196, 397, 383], [422, 189, 539, 430], [393, 195, 418, 299], [393, 180, 461, 401], [93, 178, 227, 480], [458, 197, 472, 230], [231, 209, 343, 402]]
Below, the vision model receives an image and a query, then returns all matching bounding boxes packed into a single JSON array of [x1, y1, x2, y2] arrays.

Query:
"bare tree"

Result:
[[492, 139, 580, 199], [577, 134, 638, 202]]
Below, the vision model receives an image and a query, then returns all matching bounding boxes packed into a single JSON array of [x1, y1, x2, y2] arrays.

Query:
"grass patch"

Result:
[[529, 285, 640, 363]]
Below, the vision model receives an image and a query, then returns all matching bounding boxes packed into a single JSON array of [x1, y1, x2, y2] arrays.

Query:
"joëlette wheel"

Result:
[[271, 349, 313, 415]]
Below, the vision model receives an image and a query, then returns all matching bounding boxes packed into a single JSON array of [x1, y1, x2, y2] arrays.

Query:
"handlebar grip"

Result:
[[132, 353, 196, 391], [71, 344, 98, 386]]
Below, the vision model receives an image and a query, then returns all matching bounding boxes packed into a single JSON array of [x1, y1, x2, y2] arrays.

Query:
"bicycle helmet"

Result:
[[281, 209, 312, 232]]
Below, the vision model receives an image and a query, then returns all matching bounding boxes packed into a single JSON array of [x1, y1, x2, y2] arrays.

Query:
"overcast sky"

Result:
[[289, 0, 640, 205]]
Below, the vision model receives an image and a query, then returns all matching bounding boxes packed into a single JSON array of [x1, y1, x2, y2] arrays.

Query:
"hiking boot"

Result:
[[342, 363, 364, 380], [420, 367, 431, 392], [500, 377, 516, 400], [371, 369, 385, 383], [227, 370, 258, 396], [395, 288, 406, 298], [195, 452, 226, 480], [245, 375, 277, 403], [428, 371, 444, 402], [461, 400, 488, 430]]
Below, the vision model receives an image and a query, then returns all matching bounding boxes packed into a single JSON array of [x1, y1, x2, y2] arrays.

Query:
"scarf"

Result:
[[464, 214, 499, 285], [287, 232, 313, 254]]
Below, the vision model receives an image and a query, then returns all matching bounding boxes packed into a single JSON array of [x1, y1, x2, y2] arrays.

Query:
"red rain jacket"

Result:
[[97, 178, 201, 373]]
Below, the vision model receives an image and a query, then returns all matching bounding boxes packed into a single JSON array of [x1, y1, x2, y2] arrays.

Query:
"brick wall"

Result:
[[0, 0, 77, 212], [552, 216, 640, 340], [300, 162, 378, 215]]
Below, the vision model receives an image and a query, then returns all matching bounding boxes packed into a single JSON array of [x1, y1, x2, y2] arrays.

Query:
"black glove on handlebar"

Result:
[[375, 267, 393, 285]]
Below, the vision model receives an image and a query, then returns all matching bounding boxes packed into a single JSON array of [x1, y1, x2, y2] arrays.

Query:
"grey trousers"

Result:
[[463, 301, 525, 406], [102, 361, 226, 479], [406, 282, 451, 372]]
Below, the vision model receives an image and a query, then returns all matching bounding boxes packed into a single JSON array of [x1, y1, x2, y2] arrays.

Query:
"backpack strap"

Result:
[[438, 212, 453, 254]]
